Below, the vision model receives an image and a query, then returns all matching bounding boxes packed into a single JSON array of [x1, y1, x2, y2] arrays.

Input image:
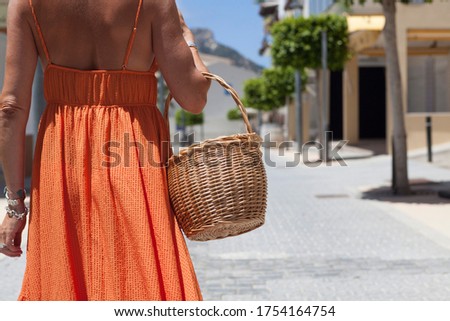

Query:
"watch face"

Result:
[[4, 187, 26, 201]]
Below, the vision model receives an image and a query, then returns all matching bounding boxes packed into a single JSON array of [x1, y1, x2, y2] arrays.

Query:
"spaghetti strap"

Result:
[[122, 0, 144, 70], [28, 0, 52, 64]]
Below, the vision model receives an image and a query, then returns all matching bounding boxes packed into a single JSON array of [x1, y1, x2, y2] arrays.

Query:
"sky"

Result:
[[176, 0, 271, 68]]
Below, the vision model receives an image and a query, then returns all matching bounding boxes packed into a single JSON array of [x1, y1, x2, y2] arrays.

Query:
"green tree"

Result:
[[270, 15, 350, 71], [270, 14, 349, 159], [243, 67, 305, 111], [175, 109, 204, 127], [227, 108, 243, 121]]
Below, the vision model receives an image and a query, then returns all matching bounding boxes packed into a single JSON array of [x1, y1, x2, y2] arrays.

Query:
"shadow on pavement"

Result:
[[360, 179, 450, 204]]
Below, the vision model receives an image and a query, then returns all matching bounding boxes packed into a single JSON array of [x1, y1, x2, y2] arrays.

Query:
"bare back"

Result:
[[29, 0, 155, 71], [2, 0, 209, 119]]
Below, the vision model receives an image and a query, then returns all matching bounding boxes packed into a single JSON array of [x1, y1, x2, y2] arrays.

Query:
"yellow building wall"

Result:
[[343, 55, 359, 143], [406, 115, 450, 150], [396, 2, 450, 152]]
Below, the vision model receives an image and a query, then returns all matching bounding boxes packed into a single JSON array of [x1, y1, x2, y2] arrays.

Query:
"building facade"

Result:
[[259, 0, 450, 153], [342, 0, 450, 152]]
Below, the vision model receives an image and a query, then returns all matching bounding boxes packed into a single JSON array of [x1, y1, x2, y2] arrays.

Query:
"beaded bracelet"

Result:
[[5, 206, 28, 220], [4, 187, 28, 220]]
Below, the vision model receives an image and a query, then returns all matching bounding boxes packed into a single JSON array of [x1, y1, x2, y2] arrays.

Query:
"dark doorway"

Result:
[[329, 70, 343, 139], [359, 67, 386, 139]]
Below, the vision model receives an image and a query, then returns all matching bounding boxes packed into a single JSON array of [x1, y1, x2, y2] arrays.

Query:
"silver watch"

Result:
[[186, 41, 198, 49], [4, 187, 26, 207]]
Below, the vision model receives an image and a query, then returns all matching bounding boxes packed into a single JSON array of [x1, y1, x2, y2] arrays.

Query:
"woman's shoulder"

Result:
[[7, 0, 35, 25], [8, 0, 32, 15], [145, 0, 177, 14], [145, 0, 180, 25]]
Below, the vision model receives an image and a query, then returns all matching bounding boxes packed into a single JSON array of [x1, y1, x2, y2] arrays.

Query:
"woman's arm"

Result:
[[0, 0, 38, 257], [178, 11, 209, 76], [151, 0, 210, 114]]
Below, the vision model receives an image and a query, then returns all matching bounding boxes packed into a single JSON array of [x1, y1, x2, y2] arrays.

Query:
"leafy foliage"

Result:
[[175, 109, 204, 127], [243, 67, 306, 111], [270, 15, 350, 71], [227, 108, 243, 121]]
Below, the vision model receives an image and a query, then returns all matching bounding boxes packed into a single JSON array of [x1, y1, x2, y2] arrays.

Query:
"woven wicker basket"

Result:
[[164, 72, 267, 241]]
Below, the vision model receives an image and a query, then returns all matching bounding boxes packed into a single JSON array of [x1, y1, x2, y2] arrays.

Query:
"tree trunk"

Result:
[[382, 0, 410, 195]]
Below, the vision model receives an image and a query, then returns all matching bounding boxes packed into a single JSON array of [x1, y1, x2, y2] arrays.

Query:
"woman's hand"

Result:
[[0, 213, 26, 257]]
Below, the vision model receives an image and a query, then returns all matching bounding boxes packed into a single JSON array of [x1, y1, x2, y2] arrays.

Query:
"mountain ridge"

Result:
[[192, 28, 263, 74]]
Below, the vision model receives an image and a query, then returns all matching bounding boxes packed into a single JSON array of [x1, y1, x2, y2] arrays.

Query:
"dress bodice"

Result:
[[44, 64, 158, 107]]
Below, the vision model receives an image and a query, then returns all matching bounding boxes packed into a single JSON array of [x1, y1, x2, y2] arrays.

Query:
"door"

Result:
[[359, 67, 386, 139]]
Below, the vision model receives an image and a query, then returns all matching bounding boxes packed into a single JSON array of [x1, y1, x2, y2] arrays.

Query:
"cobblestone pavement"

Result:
[[1, 152, 450, 300], [187, 152, 450, 300]]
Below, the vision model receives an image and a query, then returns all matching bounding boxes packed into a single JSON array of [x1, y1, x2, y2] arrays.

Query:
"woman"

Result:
[[0, 0, 210, 300]]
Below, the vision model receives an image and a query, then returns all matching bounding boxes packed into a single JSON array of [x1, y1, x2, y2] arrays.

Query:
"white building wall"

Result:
[[168, 60, 259, 141], [278, 0, 288, 19], [203, 62, 259, 139]]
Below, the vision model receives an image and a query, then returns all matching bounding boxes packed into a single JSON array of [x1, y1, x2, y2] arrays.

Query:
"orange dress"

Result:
[[19, 0, 202, 301]]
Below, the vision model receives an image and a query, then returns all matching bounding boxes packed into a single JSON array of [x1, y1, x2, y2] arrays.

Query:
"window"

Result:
[[408, 55, 450, 113]]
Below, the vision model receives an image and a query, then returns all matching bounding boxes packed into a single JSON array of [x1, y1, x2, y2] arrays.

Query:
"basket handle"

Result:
[[163, 72, 254, 135]]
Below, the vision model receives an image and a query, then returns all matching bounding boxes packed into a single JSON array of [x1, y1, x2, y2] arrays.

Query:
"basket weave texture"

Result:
[[164, 72, 267, 241]]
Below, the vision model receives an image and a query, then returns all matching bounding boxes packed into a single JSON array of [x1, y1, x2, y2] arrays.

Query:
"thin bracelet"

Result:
[[186, 41, 198, 49]]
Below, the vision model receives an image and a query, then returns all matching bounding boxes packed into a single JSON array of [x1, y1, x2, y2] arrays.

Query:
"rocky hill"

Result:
[[192, 28, 263, 74]]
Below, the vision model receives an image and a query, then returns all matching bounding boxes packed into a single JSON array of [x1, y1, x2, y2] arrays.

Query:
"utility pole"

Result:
[[425, 56, 435, 163], [291, 0, 307, 153], [294, 70, 303, 152], [321, 30, 329, 162]]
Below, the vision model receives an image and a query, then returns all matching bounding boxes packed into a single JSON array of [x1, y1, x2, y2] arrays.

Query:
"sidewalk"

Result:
[[411, 146, 450, 170], [187, 151, 450, 300], [267, 140, 374, 164], [1, 152, 450, 300]]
